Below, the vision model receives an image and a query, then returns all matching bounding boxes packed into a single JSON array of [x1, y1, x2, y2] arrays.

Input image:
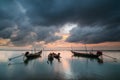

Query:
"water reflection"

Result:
[[47, 53, 54, 65], [8, 50, 42, 65], [0, 50, 120, 80], [0, 51, 13, 62], [8, 58, 42, 66], [72, 54, 104, 64], [47, 52, 62, 65], [24, 56, 41, 65]]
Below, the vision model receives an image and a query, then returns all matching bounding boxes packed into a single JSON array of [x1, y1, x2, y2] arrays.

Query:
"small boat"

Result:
[[71, 50, 102, 58], [52, 53, 61, 62], [47, 53, 54, 65], [52, 53, 61, 59], [48, 53, 54, 60], [24, 50, 42, 59]]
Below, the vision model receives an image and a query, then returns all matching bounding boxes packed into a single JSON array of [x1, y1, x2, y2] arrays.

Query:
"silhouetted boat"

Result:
[[47, 52, 61, 64], [53, 53, 61, 59], [47, 53, 54, 65], [25, 50, 42, 59], [71, 50, 102, 58], [48, 53, 54, 60], [52, 53, 61, 62]]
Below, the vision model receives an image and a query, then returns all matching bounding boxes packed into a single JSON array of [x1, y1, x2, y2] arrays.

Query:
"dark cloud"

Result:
[[0, 0, 62, 46], [10, 26, 62, 46], [66, 26, 120, 44], [0, 0, 120, 46], [18, 0, 120, 26]]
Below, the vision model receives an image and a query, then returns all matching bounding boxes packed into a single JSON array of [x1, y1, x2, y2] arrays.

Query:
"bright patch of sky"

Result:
[[60, 23, 77, 34]]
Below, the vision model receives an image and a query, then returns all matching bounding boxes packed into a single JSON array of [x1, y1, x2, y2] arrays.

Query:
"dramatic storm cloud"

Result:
[[0, 0, 120, 46], [66, 26, 120, 44], [0, 0, 62, 46]]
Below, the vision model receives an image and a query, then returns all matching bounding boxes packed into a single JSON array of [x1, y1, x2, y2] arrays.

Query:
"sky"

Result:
[[0, 0, 120, 49]]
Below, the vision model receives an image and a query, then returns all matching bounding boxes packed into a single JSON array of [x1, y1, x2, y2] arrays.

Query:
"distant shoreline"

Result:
[[0, 49, 120, 52]]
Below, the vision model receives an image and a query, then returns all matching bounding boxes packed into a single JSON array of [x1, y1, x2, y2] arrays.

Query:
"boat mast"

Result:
[[34, 47, 36, 53], [71, 45, 73, 51], [85, 44, 88, 54]]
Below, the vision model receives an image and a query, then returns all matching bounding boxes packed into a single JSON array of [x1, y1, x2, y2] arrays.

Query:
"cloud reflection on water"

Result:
[[0, 50, 120, 80]]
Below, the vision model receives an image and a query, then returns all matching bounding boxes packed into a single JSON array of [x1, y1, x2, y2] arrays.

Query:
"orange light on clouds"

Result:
[[0, 39, 10, 45], [0, 28, 120, 50], [87, 42, 120, 50], [44, 32, 120, 50], [45, 33, 83, 48]]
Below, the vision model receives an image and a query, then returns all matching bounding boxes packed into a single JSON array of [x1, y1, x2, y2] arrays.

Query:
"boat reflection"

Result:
[[24, 56, 42, 65], [8, 54, 42, 66], [47, 53, 54, 65], [72, 54, 103, 64], [47, 53, 61, 65], [8, 56, 42, 66]]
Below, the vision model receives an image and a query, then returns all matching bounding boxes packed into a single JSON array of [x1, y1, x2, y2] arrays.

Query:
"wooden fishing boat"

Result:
[[25, 50, 42, 59], [48, 53, 54, 60], [47, 53, 54, 65], [71, 50, 102, 58], [53, 53, 61, 59]]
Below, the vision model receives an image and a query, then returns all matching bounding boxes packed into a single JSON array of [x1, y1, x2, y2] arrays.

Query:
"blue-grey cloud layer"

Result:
[[0, 0, 120, 46]]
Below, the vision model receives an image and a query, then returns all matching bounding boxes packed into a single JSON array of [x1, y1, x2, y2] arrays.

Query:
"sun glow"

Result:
[[0, 39, 10, 45]]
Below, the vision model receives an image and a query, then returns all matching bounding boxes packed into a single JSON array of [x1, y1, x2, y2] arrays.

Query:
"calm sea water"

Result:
[[0, 50, 120, 80]]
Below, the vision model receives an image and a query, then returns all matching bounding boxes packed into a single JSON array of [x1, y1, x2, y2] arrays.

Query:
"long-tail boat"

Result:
[[24, 50, 42, 59], [71, 50, 102, 58]]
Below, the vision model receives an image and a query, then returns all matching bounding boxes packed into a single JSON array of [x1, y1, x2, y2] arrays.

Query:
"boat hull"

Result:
[[26, 50, 42, 59], [71, 50, 99, 58]]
